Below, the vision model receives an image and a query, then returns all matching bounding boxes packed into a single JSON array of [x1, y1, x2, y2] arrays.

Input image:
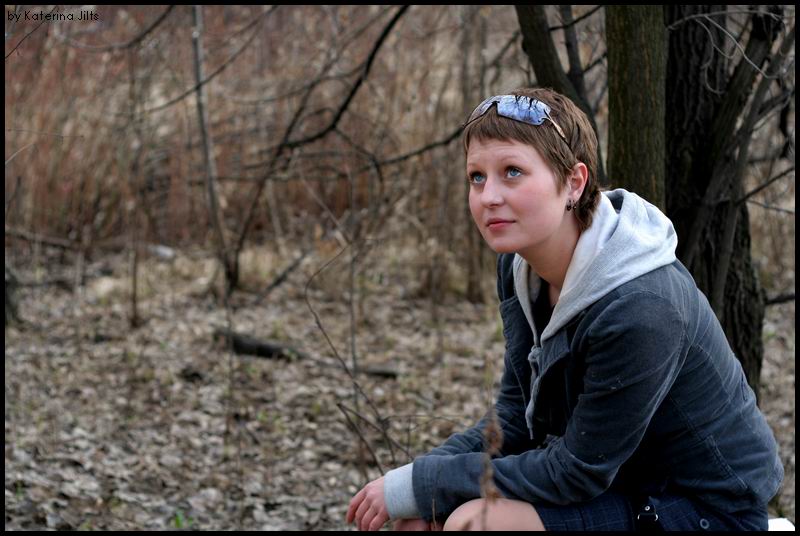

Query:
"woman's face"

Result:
[[467, 138, 570, 256]]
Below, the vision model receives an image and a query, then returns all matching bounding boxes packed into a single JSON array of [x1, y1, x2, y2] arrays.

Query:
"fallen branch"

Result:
[[254, 249, 310, 306], [17, 277, 73, 290], [766, 293, 795, 306], [213, 328, 397, 379], [214, 328, 309, 360], [5, 226, 75, 250]]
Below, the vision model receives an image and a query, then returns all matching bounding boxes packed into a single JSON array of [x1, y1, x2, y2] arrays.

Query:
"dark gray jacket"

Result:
[[384, 190, 782, 524], [408, 253, 783, 523]]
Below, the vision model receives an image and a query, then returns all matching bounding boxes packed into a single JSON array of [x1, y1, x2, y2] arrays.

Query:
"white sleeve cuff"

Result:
[[383, 462, 420, 519]]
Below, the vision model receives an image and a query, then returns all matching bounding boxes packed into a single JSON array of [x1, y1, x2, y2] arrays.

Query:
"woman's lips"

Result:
[[487, 221, 514, 231]]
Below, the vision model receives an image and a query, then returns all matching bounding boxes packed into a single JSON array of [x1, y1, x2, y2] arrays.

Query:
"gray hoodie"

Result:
[[384, 189, 678, 519]]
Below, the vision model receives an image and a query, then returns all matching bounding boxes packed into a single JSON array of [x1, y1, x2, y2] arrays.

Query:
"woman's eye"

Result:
[[468, 167, 520, 184], [468, 172, 486, 185]]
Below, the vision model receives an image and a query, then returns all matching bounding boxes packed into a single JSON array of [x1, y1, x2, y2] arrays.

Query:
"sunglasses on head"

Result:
[[465, 94, 568, 143]]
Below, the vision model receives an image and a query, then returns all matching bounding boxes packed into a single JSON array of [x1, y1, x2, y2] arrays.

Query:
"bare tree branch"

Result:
[[284, 6, 410, 150], [232, 6, 394, 106], [558, 6, 589, 105], [4, 176, 23, 223], [515, 5, 608, 184], [4, 142, 38, 166], [138, 6, 276, 116], [254, 249, 311, 306], [61, 6, 176, 52], [378, 126, 463, 167], [738, 166, 795, 204], [584, 51, 608, 74], [766, 293, 796, 306], [192, 5, 233, 292], [5, 5, 58, 60], [5, 226, 75, 250], [336, 403, 386, 476], [681, 14, 791, 270], [232, 6, 410, 287], [746, 199, 795, 214], [302, 241, 396, 462], [549, 6, 603, 32], [708, 23, 794, 314], [666, 8, 790, 31], [749, 141, 795, 164], [5, 128, 84, 140]]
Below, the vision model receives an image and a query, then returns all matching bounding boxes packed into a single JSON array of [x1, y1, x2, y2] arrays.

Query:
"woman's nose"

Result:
[[480, 177, 503, 207]]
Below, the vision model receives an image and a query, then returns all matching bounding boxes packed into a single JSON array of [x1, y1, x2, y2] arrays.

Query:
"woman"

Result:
[[346, 87, 783, 531]]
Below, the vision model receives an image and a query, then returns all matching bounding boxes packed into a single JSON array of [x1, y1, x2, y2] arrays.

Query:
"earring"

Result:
[[566, 199, 575, 211]]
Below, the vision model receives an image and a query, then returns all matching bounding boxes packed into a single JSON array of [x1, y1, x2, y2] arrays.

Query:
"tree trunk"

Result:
[[665, 6, 780, 401], [606, 6, 666, 209], [192, 5, 236, 296], [461, 5, 485, 304], [720, 207, 765, 395], [514, 5, 608, 186]]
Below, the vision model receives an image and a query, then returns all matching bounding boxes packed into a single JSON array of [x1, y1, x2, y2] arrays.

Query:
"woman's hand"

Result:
[[346, 476, 390, 531]]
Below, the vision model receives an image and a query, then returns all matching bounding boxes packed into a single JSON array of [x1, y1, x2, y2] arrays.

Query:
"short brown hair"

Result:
[[463, 87, 601, 232]]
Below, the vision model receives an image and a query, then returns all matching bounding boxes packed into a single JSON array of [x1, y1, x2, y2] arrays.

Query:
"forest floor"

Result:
[[5, 245, 795, 530]]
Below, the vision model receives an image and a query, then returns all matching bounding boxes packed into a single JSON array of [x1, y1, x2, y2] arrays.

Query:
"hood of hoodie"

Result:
[[513, 188, 678, 345]]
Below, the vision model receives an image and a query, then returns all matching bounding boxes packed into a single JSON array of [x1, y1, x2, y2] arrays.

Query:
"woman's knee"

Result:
[[443, 499, 483, 531], [442, 498, 546, 531]]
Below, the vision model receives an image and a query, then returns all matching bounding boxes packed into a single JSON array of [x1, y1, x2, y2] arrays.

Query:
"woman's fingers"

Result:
[[348, 478, 388, 530], [368, 510, 389, 531], [346, 488, 364, 524], [355, 496, 373, 529], [360, 506, 375, 531]]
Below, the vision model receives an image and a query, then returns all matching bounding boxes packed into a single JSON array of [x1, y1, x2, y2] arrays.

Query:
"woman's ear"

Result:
[[570, 162, 588, 198]]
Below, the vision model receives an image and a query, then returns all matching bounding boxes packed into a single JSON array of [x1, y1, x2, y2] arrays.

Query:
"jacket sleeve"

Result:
[[411, 291, 687, 524]]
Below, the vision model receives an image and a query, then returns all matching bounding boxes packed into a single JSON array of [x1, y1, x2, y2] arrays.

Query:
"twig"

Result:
[[666, 9, 789, 31], [745, 199, 795, 214], [139, 7, 275, 116], [253, 249, 310, 306], [5, 226, 75, 250], [192, 5, 233, 294], [303, 243, 400, 471], [738, 166, 794, 204], [338, 403, 412, 460], [4, 128, 84, 139], [284, 6, 410, 150], [62, 6, 175, 51], [4, 142, 38, 166], [5, 6, 59, 60], [336, 403, 385, 475], [549, 6, 603, 32], [5, 176, 23, 223], [766, 293, 795, 306]]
